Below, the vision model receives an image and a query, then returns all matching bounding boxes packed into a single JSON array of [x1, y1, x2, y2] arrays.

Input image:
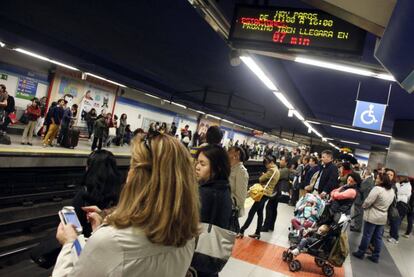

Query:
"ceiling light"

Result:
[[374, 73, 396, 82], [0, 41, 5, 47], [292, 110, 305, 121], [170, 101, 187, 109], [360, 130, 392, 138], [273, 92, 294, 110], [222, 119, 234, 124], [340, 140, 360, 145], [144, 93, 160, 99], [306, 120, 321, 125], [85, 72, 126, 87], [188, 108, 205, 114], [14, 48, 79, 71], [322, 138, 327, 142], [295, 57, 395, 82], [330, 124, 360, 132], [206, 114, 221, 120], [240, 56, 278, 91], [288, 109, 294, 117]]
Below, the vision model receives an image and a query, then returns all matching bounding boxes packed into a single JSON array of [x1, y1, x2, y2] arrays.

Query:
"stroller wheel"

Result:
[[282, 250, 288, 262], [322, 264, 334, 277], [315, 257, 325, 267], [289, 260, 301, 272], [287, 252, 293, 262]]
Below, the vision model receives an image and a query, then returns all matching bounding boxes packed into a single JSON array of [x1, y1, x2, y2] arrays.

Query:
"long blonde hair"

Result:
[[107, 134, 200, 247]]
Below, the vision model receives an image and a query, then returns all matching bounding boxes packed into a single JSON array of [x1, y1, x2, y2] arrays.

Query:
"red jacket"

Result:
[[26, 105, 41, 121]]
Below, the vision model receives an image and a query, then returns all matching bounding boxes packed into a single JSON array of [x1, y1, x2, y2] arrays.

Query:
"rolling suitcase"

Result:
[[64, 128, 80, 148]]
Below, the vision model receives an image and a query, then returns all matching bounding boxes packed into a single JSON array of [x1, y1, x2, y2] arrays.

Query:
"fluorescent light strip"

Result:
[[292, 110, 304, 121], [222, 119, 234, 124], [144, 93, 160, 99], [170, 101, 187, 109], [85, 72, 126, 87], [330, 124, 360, 132], [306, 120, 321, 125], [295, 57, 395, 82], [188, 108, 205, 114], [273, 92, 294, 110], [14, 48, 79, 71], [360, 130, 391, 138], [0, 41, 5, 47], [240, 56, 278, 91], [206, 114, 221, 120], [340, 140, 360, 145]]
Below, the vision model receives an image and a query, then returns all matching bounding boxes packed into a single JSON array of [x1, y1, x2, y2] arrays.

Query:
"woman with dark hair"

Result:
[[118, 113, 127, 145], [85, 108, 97, 139], [193, 145, 233, 277], [72, 149, 122, 237], [237, 155, 280, 240], [352, 173, 395, 263]]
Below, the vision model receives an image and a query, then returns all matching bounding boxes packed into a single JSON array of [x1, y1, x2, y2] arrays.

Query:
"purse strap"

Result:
[[263, 167, 278, 190]]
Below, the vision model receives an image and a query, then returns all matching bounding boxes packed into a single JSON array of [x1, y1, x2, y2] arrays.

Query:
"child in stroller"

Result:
[[283, 213, 352, 276], [291, 193, 323, 230]]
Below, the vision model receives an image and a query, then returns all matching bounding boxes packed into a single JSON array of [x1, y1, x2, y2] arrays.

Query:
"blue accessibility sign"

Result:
[[352, 100, 387, 131]]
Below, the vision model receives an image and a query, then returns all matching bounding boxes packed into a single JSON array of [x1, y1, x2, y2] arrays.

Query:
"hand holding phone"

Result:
[[59, 206, 83, 234]]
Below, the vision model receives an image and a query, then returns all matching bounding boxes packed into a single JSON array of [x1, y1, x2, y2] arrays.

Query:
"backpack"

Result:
[[275, 179, 290, 203], [328, 232, 349, 267]]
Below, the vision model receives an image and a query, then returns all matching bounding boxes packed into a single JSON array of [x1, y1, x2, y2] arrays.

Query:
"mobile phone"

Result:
[[59, 206, 83, 234]]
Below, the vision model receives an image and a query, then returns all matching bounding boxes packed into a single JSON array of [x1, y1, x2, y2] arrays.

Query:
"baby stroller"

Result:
[[287, 194, 325, 246], [282, 213, 351, 276]]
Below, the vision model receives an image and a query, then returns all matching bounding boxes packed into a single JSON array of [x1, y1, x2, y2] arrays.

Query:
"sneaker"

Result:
[[27, 143, 33, 146], [403, 234, 410, 238], [291, 248, 300, 256], [367, 255, 379, 263], [387, 238, 399, 244], [352, 251, 364, 259]]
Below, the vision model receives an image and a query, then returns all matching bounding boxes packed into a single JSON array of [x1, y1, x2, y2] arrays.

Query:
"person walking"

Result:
[[352, 173, 395, 263], [238, 155, 279, 239], [21, 98, 41, 145]]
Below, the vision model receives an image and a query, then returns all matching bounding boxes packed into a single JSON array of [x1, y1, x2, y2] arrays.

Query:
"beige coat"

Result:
[[52, 225, 195, 277], [229, 162, 249, 217], [362, 186, 395, 225], [259, 165, 280, 197]]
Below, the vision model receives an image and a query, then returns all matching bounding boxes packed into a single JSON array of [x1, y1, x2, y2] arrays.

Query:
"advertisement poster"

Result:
[[195, 117, 221, 145], [57, 76, 115, 126], [16, 77, 38, 100]]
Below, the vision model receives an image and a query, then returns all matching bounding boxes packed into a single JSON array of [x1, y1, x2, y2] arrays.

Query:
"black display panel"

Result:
[[229, 5, 367, 56]]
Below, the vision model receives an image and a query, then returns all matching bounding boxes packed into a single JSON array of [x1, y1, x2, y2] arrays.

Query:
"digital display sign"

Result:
[[229, 5, 367, 56]]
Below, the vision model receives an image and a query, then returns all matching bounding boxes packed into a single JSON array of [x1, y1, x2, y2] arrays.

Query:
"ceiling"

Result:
[[0, 0, 412, 150]]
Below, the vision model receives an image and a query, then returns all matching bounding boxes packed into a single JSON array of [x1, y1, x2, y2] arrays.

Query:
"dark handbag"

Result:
[[274, 179, 290, 203], [397, 201, 410, 217], [228, 197, 240, 233], [388, 196, 400, 220], [20, 112, 29, 124]]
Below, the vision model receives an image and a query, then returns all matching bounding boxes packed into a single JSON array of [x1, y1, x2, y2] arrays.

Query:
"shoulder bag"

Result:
[[248, 168, 278, 202], [191, 192, 236, 274]]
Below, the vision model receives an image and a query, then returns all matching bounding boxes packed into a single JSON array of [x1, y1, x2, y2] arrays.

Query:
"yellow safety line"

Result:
[[0, 147, 131, 157]]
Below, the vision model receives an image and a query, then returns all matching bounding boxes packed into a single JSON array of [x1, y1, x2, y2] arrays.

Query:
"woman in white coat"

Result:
[[53, 134, 200, 277]]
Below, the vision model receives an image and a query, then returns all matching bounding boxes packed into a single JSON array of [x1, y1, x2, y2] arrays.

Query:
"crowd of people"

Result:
[[2, 85, 414, 274]]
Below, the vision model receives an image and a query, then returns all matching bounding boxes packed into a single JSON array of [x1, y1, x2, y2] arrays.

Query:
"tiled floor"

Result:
[[222, 201, 412, 277]]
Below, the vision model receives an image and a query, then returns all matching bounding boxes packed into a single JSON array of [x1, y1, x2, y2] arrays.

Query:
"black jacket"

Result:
[[4, 95, 15, 114], [199, 179, 232, 229], [317, 162, 339, 194]]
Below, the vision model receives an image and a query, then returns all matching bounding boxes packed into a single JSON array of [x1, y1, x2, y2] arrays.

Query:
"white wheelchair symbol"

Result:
[[360, 104, 378, 125]]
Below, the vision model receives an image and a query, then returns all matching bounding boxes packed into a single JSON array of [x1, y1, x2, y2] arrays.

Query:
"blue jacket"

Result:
[[52, 106, 64, 125]]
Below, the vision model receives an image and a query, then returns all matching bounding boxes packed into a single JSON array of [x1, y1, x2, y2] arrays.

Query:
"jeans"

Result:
[[87, 122, 94, 138], [57, 124, 69, 145], [92, 136, 103, 151], [240, 196, 269, 235], [389, 217, 401, 241], [406, 212, 413, 235], [263, 198, 279, 230], [356, 221, 384, 260], [0, 113, 11, 132]]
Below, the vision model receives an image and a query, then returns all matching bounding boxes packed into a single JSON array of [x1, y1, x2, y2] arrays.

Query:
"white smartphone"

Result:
[[59, 206, 83, 234]]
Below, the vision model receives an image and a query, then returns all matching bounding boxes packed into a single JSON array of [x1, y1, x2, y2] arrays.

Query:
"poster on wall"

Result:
[[16, 77, 38, 100], [57, 76, 115, 126], [195, 117, 221, 146]]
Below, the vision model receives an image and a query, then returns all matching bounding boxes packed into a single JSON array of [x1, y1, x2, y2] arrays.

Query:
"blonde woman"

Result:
[[53, 134, 200, 276]]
